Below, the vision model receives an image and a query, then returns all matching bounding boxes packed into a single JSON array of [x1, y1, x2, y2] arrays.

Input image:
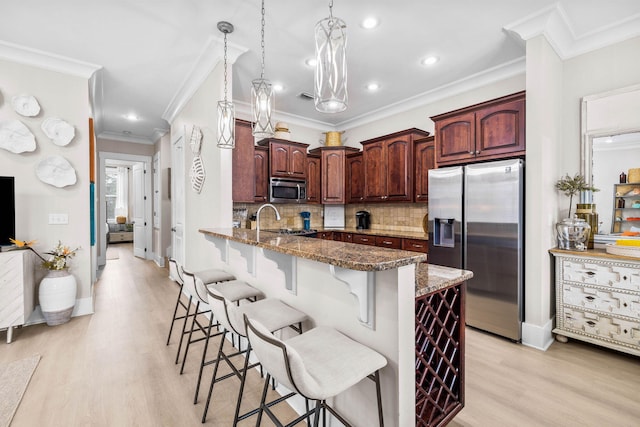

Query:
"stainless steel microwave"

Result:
[[269, 177, 306, 203]]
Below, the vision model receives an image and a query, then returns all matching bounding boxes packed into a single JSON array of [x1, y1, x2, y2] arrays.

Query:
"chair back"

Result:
[[168, 258, 183, 285], [206, 287, 241, 334], [244, 315, 318, 398], [181, 269, 209, 304]]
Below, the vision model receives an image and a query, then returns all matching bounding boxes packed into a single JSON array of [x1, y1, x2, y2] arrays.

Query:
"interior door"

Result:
[[132, 162, 146, 258], [171, 129, 185, 270]]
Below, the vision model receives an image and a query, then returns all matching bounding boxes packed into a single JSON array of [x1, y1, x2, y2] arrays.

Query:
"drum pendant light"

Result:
[[251, 0, 274, 138], [315, 0, 347, 113], [217, 21, 235, 148]]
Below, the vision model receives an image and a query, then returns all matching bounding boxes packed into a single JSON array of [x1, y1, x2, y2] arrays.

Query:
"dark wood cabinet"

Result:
[[346, 152, 364, 203], [232, 119, 256, 203], [352, 234, 376, 246], [254, 146, 269, 203], [375, 235, 402, 249], [402, 238, 428, 254], [317, 231, 333, 240], [432, 91, 525, 166], [309, 146, 359, 204], [414, 136, 435, 203], [258, 139, 308, 179], [306, 154, 321, 204], [361, 128, 430, 202]]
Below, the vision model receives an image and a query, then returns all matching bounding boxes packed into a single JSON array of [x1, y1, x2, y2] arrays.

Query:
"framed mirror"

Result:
[[581, 84, 640, 239]]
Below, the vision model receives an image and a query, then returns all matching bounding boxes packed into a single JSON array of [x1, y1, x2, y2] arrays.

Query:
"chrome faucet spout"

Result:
[[256, 203, 281, 235]]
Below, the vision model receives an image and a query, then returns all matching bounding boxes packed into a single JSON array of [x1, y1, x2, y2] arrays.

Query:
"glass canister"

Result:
[[556, 216, 591, 251], [575, 203, 598, 249]]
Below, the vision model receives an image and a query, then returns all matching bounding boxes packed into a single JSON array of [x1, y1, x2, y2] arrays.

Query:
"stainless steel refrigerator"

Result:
[[428, 159, 524, 341]]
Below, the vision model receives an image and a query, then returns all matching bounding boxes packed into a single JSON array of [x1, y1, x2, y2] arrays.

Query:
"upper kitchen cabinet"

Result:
[[310, 146, 360, 204], [414, 136, 435, 203], [232, 119, 257, 203], [254, 146, 269, 203], [431, 91, 525, 166], [306, 154, 321, 204], [347, 152, 364, 203], [361, 128, 430, 202], [258, 138, 309, 179]]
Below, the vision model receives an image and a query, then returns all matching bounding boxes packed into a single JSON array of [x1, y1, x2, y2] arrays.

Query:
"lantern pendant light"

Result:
[[315, 0, 347, 113], [251, 0, 274, 138], [217, 21, 235, 149]]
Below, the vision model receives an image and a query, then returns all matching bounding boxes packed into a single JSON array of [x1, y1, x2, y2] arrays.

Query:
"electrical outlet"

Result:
[[48, 213, 69, 225]]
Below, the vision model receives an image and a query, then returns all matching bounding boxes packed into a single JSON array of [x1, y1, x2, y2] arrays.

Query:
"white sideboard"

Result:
[[550, 249, 640, 356], [0, 250, 35, 343]]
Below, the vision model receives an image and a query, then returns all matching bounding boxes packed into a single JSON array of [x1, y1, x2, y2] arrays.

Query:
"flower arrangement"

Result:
[[9, 238, 79, 271], [555, 174, 599, 218]]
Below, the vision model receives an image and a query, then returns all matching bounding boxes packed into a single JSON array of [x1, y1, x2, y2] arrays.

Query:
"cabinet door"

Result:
[[352, 234, 376, 246], [254, 147, 269, 202], [290, 146, 308, 179], [347, 153, 364, 203], [322, 149, 346, 204], [232, 119, 255, 202], [375, 235, 402, 249], [385, 137, 412, 201], [363, 142, 386, 201], [306, 155, 321, 204], [317, 231, 333, 240], [435, 112, 475, 165], [475, 98, 525, 159], [414, 137, 435, 202], [402, 238, 428, 253], [270, 142, 291, 177]]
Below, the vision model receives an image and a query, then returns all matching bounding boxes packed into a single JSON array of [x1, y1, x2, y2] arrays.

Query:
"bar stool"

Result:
[[201, 287, 309, 425], [181, 269, 264, 403], [166, 258, 188, 347], [170, 262, 236, 366], [244, 314, 388, 427]]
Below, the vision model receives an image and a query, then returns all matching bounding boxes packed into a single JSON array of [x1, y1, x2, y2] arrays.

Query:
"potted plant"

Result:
[[554, 174, 598, 250], [11, 239, 80, 326]]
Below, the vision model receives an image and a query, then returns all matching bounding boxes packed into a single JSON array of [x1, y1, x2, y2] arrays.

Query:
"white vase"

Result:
[[39, 269, 77, 326]]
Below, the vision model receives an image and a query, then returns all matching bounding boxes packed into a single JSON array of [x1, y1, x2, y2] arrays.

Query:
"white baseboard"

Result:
[[522, 318, 554, 351], [154, 254, 165, 267], [26, 297, 95, 325]]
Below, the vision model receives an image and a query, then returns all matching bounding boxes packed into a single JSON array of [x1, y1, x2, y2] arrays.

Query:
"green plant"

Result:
[[555, 174, 599, 218]]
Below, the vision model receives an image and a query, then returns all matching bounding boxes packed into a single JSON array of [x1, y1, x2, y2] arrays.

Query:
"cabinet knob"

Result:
[[469, 151, 475, 155], [476, 150, 481, 154]]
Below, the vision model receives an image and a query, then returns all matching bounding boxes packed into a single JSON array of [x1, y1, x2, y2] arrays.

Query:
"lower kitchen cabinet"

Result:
[[403, 238, 429, 253], [351, 234, 376, 246], [375, 235, 402, 249], [550, 249, 640, 357]]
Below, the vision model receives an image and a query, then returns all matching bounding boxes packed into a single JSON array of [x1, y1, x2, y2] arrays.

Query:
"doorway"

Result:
[[98, 152, 153, 267]]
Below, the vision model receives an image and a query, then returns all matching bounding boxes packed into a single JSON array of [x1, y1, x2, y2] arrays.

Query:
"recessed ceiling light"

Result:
[[421, 56, 439, 66], [123, 130, 132, 135], [366, 82, 380, 91], [273, 83, 284, 92], [305, 58, 317, 67], [125, 113, 138, 121], [361, 17, 379, 29]]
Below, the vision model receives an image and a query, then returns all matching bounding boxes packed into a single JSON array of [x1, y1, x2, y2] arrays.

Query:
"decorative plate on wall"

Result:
[[190, 155, 205, 193], [36, 155, 77, 187], [11, 94, 41, 117], [190, 125, 203, 155], [0, 119, 36, 153], [41, 117, 75, 146]]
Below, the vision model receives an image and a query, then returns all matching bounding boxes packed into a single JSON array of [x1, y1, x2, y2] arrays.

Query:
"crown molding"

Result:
[[97, 130, 156, 145], [504, 3, 640, 60], [0, 40, 102, 78], [162, 35, 247, 125]]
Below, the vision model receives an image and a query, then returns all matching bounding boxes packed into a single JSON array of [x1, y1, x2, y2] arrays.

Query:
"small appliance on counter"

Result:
[[300, 211, 311, 230], [356, 210, 370, 230]]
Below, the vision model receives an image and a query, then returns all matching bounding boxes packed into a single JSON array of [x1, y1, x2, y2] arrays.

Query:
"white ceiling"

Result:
[[1, 0, 639, 144]]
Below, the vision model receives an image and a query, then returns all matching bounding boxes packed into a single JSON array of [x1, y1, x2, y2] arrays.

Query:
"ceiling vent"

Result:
[[298, 92, 314, 101]]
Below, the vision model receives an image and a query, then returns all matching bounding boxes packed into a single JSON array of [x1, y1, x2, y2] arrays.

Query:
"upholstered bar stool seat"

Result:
[[245, 316, 388, 427], [201, 287, 309, 425], [194, 268, 236, 286]]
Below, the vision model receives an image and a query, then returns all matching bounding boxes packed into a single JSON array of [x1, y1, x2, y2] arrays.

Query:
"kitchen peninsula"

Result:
[[199, 227, 472, 426]]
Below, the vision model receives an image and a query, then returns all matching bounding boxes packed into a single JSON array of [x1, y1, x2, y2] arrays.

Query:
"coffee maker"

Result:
[[355, 211, 370, 230]]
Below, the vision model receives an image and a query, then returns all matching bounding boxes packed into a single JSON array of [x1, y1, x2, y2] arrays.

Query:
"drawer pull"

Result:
[[585, 271, 596, 276], [586, 320, 596, 327], [585, 296, 595, 301]]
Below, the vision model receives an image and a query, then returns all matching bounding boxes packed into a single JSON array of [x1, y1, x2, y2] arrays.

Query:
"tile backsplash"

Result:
[[233, 202, 427, 233]]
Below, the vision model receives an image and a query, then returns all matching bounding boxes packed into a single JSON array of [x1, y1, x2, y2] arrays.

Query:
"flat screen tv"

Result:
[[0, 176, 16, 246]]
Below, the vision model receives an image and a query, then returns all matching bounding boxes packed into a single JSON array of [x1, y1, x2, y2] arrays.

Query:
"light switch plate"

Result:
[[48, 213, 69, 225]]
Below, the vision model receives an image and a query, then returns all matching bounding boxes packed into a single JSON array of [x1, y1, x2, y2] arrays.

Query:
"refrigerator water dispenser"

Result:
[[433, 218, 455, 247]]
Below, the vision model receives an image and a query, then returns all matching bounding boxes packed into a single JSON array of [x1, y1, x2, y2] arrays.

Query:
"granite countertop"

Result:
[[319, 227, 429, 240], [199, 228, 427, 272], [415, 263, 473, 297]]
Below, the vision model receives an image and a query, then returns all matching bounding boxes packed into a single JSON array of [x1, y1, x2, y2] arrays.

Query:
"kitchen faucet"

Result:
[[256, 203, 281, 236]]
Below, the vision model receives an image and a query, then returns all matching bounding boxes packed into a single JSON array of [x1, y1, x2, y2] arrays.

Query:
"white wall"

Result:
[[0, 58, 93, 311]]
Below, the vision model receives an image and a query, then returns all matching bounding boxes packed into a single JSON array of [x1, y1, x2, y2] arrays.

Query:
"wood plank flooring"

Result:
[[1, 244, 639, 426]]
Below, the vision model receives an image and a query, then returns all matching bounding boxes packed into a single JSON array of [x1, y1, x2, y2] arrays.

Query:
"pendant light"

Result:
[[251, 0, 274, 138], [217, 21, 235, 149], [315, 0, 347, 113]]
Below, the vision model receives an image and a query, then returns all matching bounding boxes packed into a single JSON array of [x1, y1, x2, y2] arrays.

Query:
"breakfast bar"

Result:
[[199, 227, 472, 426]]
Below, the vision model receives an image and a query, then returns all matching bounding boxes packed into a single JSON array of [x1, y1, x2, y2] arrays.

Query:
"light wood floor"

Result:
[[1, 244, 639, 426]]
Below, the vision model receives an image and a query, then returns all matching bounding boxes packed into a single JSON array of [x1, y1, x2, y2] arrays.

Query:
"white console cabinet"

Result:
[[550, 249, 640, 356], [0, 250, 35, 343]]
